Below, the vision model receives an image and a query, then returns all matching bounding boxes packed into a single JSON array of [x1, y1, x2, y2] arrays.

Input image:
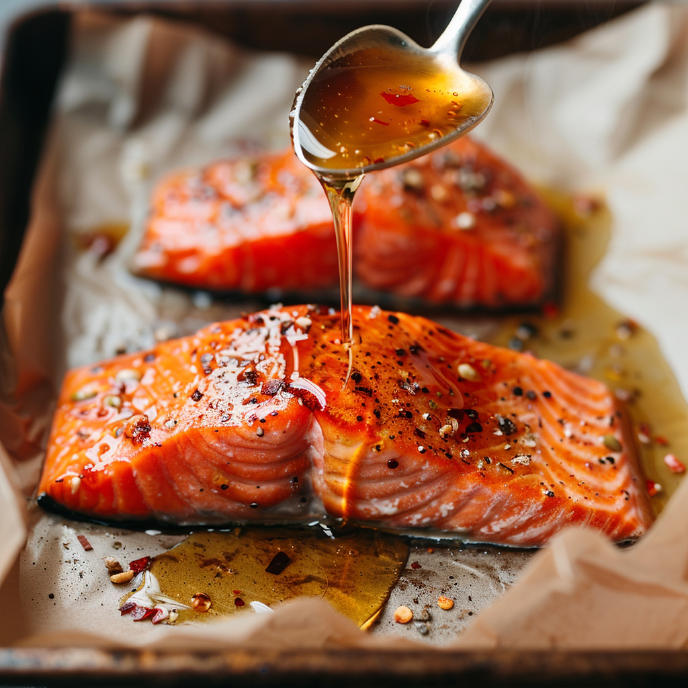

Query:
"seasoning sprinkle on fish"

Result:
[[38, 305, 652, 547]]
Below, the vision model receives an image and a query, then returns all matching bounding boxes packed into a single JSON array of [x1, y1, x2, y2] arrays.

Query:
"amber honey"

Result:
[[292, 38, 490, 372], [121, 527, 409, 628], [295, 45, 491, 173]]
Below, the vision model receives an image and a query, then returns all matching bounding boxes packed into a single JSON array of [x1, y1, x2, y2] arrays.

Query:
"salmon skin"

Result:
[[38, 305, 652, 547], [131, 149, 349, 292], [132, 138, 559, 310]]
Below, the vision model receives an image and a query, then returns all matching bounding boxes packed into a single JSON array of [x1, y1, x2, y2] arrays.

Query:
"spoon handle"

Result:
[[430, 0, 493, 61]]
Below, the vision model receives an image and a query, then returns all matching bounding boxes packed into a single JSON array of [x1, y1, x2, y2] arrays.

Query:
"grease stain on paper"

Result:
[[121, 527, 409, 628]]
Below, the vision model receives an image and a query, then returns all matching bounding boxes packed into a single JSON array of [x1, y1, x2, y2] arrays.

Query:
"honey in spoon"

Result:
[[294, 43, 492, 174]]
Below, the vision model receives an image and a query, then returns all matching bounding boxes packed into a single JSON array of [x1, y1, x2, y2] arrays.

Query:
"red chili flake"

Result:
[[542, 302, 559, 319], [664, 453, 685, 473], [119, 601, 137, 615], [419, 119, 430, 126], [261, 379, 286, 396], [151, 608, 168, 625], [287, 384, 323, 411], [131, 606, 156, 621], [233, 590, 242, 596], [655, 436, 669, 446], [410, 562, 422, 570], [637, 423, 652, 445], [234, 598, 245, 607], [646, 480, 662, 497], [370, 118, 390, 126], [124, 415, 152, 443], [129, 556, 152, 575], [373, 158, 385, 164], [381, 92, 420, 107], [77, 535, 93, 552]]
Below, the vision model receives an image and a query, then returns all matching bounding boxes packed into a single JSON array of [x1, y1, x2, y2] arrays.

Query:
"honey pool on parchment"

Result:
[[485, 189, 688, 514], [123, 527, 408, 628]]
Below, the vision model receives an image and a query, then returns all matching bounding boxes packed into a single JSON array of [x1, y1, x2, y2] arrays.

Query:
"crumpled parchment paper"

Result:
[[2, 3, 688, 650]]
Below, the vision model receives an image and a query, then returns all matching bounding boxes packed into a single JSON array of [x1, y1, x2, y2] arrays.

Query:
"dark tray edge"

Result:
[[2, 647, 688, 686]]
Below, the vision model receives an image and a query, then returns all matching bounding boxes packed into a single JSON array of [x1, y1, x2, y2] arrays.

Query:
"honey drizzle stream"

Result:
[[319, 174, 364, 386]]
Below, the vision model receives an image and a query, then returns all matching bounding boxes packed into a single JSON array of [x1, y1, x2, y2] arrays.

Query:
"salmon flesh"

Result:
[[132, 138, 559, 309], [38, 306, 652, 546], [131, 149, 347, 292]]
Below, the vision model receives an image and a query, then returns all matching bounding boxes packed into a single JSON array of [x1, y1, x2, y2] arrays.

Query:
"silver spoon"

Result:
[[291, 0, 494, 180]]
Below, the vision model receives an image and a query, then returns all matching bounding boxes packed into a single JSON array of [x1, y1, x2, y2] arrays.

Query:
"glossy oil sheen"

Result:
[[294, 43, 490, 380], [296, 46, 491, 172], [320, 175, 363, 361], [123, 527, 409, 627], [487, 190, 688, 515]]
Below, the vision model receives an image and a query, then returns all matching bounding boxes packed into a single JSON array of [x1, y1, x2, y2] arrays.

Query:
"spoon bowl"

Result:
[[291, 0, 493, 180]]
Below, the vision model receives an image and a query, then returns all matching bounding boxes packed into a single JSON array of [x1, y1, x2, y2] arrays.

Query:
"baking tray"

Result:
[[6, 1, 687, 686]]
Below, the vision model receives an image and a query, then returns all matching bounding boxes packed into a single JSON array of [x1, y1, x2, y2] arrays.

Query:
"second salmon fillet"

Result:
[[132, 137, 559, 309]]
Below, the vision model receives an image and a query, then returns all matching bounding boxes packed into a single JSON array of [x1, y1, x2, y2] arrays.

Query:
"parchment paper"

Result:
[[2, 3, 688, 650]]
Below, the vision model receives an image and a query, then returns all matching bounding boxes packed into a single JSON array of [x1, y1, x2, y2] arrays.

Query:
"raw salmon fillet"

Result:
[[131, 149, 347, 292], [355, 137, 559, 307], [38, 306, 652, 546], [132, 138, 559, 309]]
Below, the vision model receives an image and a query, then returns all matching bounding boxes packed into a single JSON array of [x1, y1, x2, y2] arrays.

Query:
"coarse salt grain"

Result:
[[454, 212, 476, 230], [458, 363, 480, 381]]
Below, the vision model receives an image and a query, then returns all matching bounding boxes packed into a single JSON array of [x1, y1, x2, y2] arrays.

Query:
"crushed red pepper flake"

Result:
[[646, 480, 662, 497], [380, 92, 419, 107], [129, 556, 152, 575], [663, 453, 685, 474], [119, 601, 137, 615], [77, 535, 93, 551], [132, 606, 157, 621]]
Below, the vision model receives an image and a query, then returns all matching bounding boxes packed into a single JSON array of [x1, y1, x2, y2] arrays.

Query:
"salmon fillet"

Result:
[[131, 149, 346, 292], [355, 137, 559, 307], [38, 306, 652, 546], [132, 138, 559, 309]]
